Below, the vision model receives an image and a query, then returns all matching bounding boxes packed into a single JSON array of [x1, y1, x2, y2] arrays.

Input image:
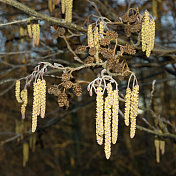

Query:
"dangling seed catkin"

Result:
[[96, 87, 104, 145], [124, 87, 131, 126], [61, 0, 66, 14], [154, 139, 160, 163], [130, 85, 139, 138], [27, 24, 32, 38], [32, 81, 40, 132], [36, 24, 40, 46], [99, 21, 104, 34], [21, 89, 28, 119], [104, 96, 111, 159], [112, 89, 119, 144], [141, 10, 149, 52], [88, 24, 94, 48], [106, 83, 113, 106], [40, 79, 46, 118], [65, 0, 73, 22], [23, 143, 29, 167], [15, 80, 23, 103], [32, 24, 37, 48]]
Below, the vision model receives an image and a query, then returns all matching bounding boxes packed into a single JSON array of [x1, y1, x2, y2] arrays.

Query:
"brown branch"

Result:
[[0, 0, 86, 32]]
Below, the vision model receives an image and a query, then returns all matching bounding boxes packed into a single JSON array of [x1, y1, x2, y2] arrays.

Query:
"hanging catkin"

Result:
[[141, 10, 149, 52], [99, 21, 104, 34], [65, 0, 73, 22], [40, 79, 46, 118], [96, 87, 104, 145], [124, 87, 131, 126], [112, 89, 119, 144], [104, 96, 111, 159], [32, 81, 40, 132], [130, 85, 139, 138], [21, 89, 28, 119], [15, 80, 23, 103], [61, 0, 66, 14], [23, 143, 29, 167], [88, 24, 94, 48], [27, 23, 32, 38], [107, 83, 113, 105]]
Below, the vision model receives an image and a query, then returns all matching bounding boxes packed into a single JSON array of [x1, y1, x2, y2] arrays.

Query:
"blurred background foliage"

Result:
[[0, 0, 176, 175]]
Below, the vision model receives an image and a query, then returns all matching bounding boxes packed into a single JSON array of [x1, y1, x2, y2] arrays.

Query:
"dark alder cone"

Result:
[[53, 27, 65, 38], [89, 47, 96, 56], [73, 83, 82, 96], [99, 37, 111, 46], [130, 24, 141, 33], [84, 56, 94, 64], [122, 44, 136, 55], [58, 92, 68, 107], [48, 85, 61, 96], [62, 81, 73, 89], [118, 75, 125, 81], [106, 58, 114, 70], [61, 73, 71, 82], [129, 15, 137, 23], [99, 47, 113, 59], [105, 30, 118, 40], [75, 45, 86, 54], [122, 13, 129, 23], [124, 24, 131, 37]]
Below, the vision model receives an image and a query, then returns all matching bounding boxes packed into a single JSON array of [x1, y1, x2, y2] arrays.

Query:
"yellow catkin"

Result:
[[96, 87, 104, 145], [150, 18, 155, 51], [48, 0, 55, 12], [141, 10, 149, 52], [130, 85, 139, 138], [94, 27, 99, 50], [65, 0, 73, 22], [104, 96, 111, 159], [20, 27, 24, 44], [112, 89, 119, 144], [23, 143, 29, 167], [99, 21, 104, 34], [154, 139, 160, 163], [15, 80, 23, 103], [107, 83, 113, 105], [27, 24, 32, 38], [40, 79, 46, 118], [32, 24, 37, 48], [21, 89, 28, 119], [87, 24, 94, 48], [32, 81, 40, 132], [36, 24, 40, 46], [61, 0, 66, 14], [160, 140, 165, 155], [124, 87, 131, 126]]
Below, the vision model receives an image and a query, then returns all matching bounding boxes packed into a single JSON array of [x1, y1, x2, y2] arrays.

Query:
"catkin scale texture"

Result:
[[21, 89, 28, 119], [40, 79, 46, 118], [130, 85, 139, 138], [112, 89, 119, 144], [88, 25, 94, 48], [124, 88, 131, 126], [15, 80, 23, 103], [96, 87, 104, 145], [104, 96, 111, 159]]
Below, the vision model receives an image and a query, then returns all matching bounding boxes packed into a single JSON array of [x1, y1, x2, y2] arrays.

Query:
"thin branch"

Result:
[[0, 0, 86, 32]]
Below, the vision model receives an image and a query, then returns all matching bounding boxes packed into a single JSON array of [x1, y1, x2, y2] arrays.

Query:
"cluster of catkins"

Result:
[[95, 83, 119, 159], [15, 80, 28, 119], [141, 10, 155, 57], [48, 0, 73, 22], [32, 79, 46, 132], [27, 22, 40, 48], [15, 78, 47, 132], [124, 84, 139, 138]]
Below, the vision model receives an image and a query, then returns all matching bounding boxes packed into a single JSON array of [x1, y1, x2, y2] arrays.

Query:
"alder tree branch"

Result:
[[0, 0, 86, 32]]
